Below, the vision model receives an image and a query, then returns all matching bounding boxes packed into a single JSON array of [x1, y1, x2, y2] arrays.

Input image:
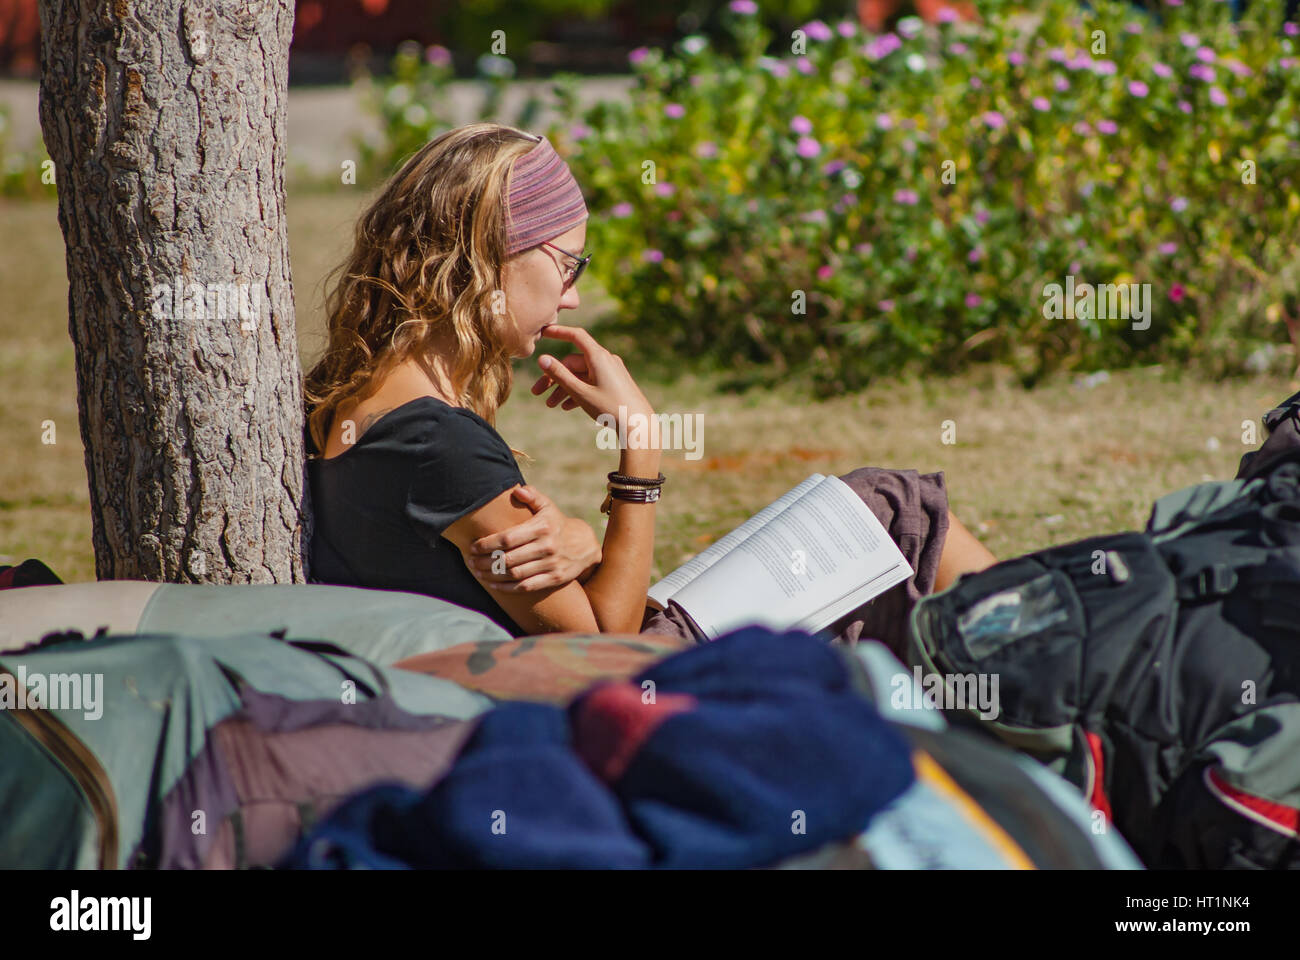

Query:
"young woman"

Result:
[[303, 122, 996, 651]]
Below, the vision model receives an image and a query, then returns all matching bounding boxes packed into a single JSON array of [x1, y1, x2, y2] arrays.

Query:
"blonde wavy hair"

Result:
[[304, 122, 542, 456]]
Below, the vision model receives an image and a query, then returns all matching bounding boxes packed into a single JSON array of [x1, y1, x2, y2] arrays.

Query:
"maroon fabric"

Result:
[[639, 467, 950, 658]]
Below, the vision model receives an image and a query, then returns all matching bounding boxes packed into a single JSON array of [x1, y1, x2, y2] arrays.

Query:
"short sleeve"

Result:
[[404, 409, 526, 542]]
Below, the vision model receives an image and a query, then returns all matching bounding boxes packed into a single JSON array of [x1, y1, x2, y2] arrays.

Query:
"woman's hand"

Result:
[[531, 324, 655, 425], [467, 485, 601, 593]]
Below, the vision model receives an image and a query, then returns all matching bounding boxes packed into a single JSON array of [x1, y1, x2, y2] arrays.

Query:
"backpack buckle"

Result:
[[1180, 564, 1238, 600]]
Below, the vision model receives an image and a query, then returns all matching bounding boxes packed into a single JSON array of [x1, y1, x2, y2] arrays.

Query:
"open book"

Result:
[[646, 474, 914, 640]]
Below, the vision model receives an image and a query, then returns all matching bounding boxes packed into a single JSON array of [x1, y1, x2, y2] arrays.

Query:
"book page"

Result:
[[667, 475, 913, 639], [645, 474, 825, 609]]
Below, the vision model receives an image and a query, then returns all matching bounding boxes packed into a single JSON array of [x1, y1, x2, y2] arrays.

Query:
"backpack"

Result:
[[904, 390, 1300, 869], [0, 631, 491, 868]]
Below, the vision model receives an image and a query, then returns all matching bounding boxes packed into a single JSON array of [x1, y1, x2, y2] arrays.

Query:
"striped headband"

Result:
[[504, 135, 588, 257]]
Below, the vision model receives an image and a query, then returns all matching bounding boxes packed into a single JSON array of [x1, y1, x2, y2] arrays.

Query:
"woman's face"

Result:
[[499, 220, 587, 358]]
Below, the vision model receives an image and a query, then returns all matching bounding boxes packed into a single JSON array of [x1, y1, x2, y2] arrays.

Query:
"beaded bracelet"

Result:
[[600, 471, 666, 515]]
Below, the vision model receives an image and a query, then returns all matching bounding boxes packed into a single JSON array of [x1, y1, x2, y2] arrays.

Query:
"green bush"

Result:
[[550, 0, 1300, 390], [0, 106, 56, 199]]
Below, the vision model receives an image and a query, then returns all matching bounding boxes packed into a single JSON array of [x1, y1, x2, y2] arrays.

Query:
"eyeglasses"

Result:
[[540, 240, 591, 290]]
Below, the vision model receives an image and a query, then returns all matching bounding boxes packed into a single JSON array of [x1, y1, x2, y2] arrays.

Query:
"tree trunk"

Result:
[[37, 0, 309, 583]]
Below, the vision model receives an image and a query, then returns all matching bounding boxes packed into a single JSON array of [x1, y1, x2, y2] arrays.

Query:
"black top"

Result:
[[307, 396, 528, 637]]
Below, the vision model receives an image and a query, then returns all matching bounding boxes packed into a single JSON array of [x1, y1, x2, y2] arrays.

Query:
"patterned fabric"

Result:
[[393, 633, 692, 704], [504, 136, 588, 256]]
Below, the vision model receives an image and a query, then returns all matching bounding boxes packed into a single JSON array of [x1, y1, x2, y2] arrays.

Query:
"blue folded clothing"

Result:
[[285, 626, 915, 869]]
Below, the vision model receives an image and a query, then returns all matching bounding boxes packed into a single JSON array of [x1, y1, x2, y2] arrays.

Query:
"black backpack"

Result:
[[906, 389, 1300, 869]]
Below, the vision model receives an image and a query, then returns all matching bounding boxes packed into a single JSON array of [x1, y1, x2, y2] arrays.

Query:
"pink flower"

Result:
[[855, 242, 874, 255], [968, 247, 984, 263], [610, 202, 633, 218], [949, 42, 969, 56], [654, 182, 676, 197], [664, 103, 685, 118], [1124, 22, 1144, 34], [569, 123, 592, 140], [729, 0, 758, 13], [1066, 54, 1092, 71], [803, 19, 834, 42], [937, 7, 960, 23], [1097, 119, 1118, 135], [1223, 59, 1252, 78], [817, 264, 835, 280], [1048, 48, 1067, 63], [1177, 99, 1193, 113], [666, 211, 681, 222], [758, 58, 791, 78], [982, 110, 1006, 129], [1209, 86, 1228, 106], [1169, 283, 1186, 302], [1032, 96, 1051, 111], [795, 57, 815, 75], [1158, 242, 1178, 255], [876, 113, 894, 130], [1073, 121, 1093, 136], [905, 247, 918, 262], [893, 189, 919, 205], [965, 293, 983, 308], [877, 299, 895, 312], [836, 20, 857, 38], [1286, 22, 1299, 36], [1128, 80, 1149, 97], [823, 160, 847, 175], [1092, 60, 1117, 76], [1054, 76, 1071, 92], [695, 141, 717, 158], [970, 77, 983, 90], [1152, 62, 1173, 79], [790, 115, 813, 135], [629, 46, 650, 65], [1188, 63, 1216, 83], [796, 136, 821, 158], [425, 45, 451, 66], [1166, 0, 1184, 5], [975, 209, 990, 224], [1069, 260, 1082, 275], [1195, 47, 1216, 63], [833, 194, 856, 213], [1180, 32, 1199, 48], [1170, 196, 1188, 212], [863, 33, 902, 60], [1008, 51, 1026, 66], [643, 249, 664, 264]]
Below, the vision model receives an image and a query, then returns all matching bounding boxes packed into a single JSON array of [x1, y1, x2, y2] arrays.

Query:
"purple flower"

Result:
[[864, 33, 903, 60], [1093, 60, 1118, 76], [629, 46, 650, 65], [664, 103, 685, 119], [965, 293, 983, 308], [1158, 242, 1178, 255], [1223, 59, 1252, 78], [1008, 51, 1026, 67], [1170, 196, 1189, 212], [1282, 58, 1297, 70], [975, 209, 990, 224], [796, 136, 821, 158], [1124, 22, 1144, 34], [1048, 48, 1067, 63], [1066, 54, 1093, 71], [695, 141, 717, 158], [643, 249, 664, 264], [803, 19, 834, 42], [982, 110, 1006, 129], [610, 202, 634, 218], [790, 115, 813, 135], [968, 247, 984, 263], [1127, 81, 1148, 98], [905, 247, 918, 262], [1169, 283, 1185, 303], [1177, 99, 1193, 113], [876, 113, 894, 130], [1097, 119, 1118, 135], [1286, 22, 1299, 36], [937, 7, 960, 23], [1209, 86, 1228, 106], [893, 189, 919, 205], [836, 20, 857, 38], [1074, 121, 1093, 136], [1054, 75, 1071, 92], [729, 0, 758, 13], [795, 57, 815, 75], [1180, 32, 1199, 48], [1069, 260, 1082, 275], [970, 77, 983, 90], [425, 44, 451, 66], [1152, 62, 1173, 79], [833, 194, 856, 213], [817, 264, 835, 280], [1165, 0, 1184, 5], [855, 242, 873, 255], [802, 209, 828, 224], [757, 57, 791, 78], [654, 182, 676, 197], [569, 123, 592, 141], [823, 160, 846, 175], [949, 42, 969, 56], [877, 299, 895, 312], [1195, 46, 1216, 63], [1032, 95, 1051, 111], [1188, 63, 1216, 83]]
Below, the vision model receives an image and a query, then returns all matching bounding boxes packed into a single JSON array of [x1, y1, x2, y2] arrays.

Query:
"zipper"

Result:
[[1, 665, 120, 868]]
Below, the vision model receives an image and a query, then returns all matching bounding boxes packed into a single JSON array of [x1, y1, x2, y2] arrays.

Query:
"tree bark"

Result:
[[37, 0, 309, 583]]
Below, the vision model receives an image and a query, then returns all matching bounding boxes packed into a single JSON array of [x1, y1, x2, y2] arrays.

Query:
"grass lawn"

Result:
[[2, 188, 1295, 584]]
